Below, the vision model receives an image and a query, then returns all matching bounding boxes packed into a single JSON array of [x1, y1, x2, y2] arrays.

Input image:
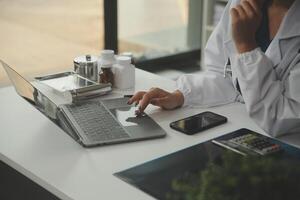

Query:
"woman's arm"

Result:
[[230, 0, 300, 137], [233, 49, 300, 137], [129, 0, 239, 112], [176, 0, 238, 107]]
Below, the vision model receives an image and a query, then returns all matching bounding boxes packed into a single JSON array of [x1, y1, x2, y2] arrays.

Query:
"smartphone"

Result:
[[170, 111, 227, 135]]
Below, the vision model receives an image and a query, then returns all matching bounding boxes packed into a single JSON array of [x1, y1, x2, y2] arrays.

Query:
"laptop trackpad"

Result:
[[110, 107, 141, 127], [109, 106, 165, 138]]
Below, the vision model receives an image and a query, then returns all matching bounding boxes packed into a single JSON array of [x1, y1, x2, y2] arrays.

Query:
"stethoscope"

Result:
[[223, 59, 232, 78], [223, 59, 242, 96]]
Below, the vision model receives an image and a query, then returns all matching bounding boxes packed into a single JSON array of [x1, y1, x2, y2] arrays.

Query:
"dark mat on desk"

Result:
[[115, 129, 300, 200]]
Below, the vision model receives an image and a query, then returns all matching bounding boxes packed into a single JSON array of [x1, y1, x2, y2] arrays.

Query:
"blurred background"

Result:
[[0, 0, 226, 86]]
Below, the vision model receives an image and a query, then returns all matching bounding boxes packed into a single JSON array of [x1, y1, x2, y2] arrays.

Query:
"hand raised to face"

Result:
[[230, 0, 265, 53]]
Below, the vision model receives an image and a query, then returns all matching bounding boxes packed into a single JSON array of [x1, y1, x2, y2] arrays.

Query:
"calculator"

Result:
[[213, 131, 282, 156]]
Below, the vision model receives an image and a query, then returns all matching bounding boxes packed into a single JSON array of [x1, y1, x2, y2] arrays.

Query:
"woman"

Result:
[[128, 0, 300, 137]]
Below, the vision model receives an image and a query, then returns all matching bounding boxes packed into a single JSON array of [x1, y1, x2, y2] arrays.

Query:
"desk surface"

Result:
[[1, 69, 300, 200]]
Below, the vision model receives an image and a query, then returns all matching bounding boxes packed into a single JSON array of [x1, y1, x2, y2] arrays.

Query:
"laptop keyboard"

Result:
[[65, 101, 130, 142]]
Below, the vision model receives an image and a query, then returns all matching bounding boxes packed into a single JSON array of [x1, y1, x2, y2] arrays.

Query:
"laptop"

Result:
[[1, 61, 166, 147]]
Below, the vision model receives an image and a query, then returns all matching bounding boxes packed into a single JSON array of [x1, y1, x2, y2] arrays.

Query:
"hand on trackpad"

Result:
[[110, 106, 146, 126], [135, 109, 146, 117]]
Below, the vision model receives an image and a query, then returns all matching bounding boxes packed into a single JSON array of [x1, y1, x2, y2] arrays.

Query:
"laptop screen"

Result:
[[1, 60, 58, 121]]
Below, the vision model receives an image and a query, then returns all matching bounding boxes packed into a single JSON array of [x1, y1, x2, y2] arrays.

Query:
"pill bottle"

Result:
[[98, 50, 116, 85], [113, 56, 135, 89], [99, 62, 114, 86], [98, 50, 116, 73]]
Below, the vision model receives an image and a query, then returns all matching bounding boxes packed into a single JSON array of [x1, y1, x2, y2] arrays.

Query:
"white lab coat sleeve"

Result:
[[176, 0, 238, 107], [233, 48, 300, 137]]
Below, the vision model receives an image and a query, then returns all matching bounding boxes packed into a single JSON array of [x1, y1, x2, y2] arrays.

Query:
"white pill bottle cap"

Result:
[[116, 56, 131, 66], [100, 50, 115, 68]]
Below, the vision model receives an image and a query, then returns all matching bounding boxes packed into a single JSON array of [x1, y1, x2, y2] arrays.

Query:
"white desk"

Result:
[[1, 69, 300, 200]]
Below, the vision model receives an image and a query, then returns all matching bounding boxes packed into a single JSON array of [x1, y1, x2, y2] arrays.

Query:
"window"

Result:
[[0, 0, 104, 86], [118, 0, 202, 70], [0, 0, 204, 86]]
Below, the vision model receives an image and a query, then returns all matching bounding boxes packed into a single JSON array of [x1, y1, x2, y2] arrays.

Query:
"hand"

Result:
[[127, 88, 184, 114], [230, 0, 264, 53]]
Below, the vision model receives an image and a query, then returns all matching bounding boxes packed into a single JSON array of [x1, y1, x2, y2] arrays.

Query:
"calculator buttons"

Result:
[[228, 133, 281, 155]]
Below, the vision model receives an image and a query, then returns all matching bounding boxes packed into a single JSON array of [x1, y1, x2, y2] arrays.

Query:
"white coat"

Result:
[[176, 0, 300, 137]]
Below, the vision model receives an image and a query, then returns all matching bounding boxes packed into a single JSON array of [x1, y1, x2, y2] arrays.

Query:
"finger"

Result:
[[138, 89, 162, 112], [130, 99, 140, 107], [245, 0, 260, 15], [246, 0, 262, 19], [128, 92, 144, 104], [235, 5, 247, 19], [135, 109, 145, 117], [230, 8, 240, 23], [241, 0, 258, 17], [128, 91, 146, 104], [247, 0, 263, 10]]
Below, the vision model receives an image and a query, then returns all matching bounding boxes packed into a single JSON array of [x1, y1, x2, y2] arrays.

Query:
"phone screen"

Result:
[[170, 112, 227, 135]]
